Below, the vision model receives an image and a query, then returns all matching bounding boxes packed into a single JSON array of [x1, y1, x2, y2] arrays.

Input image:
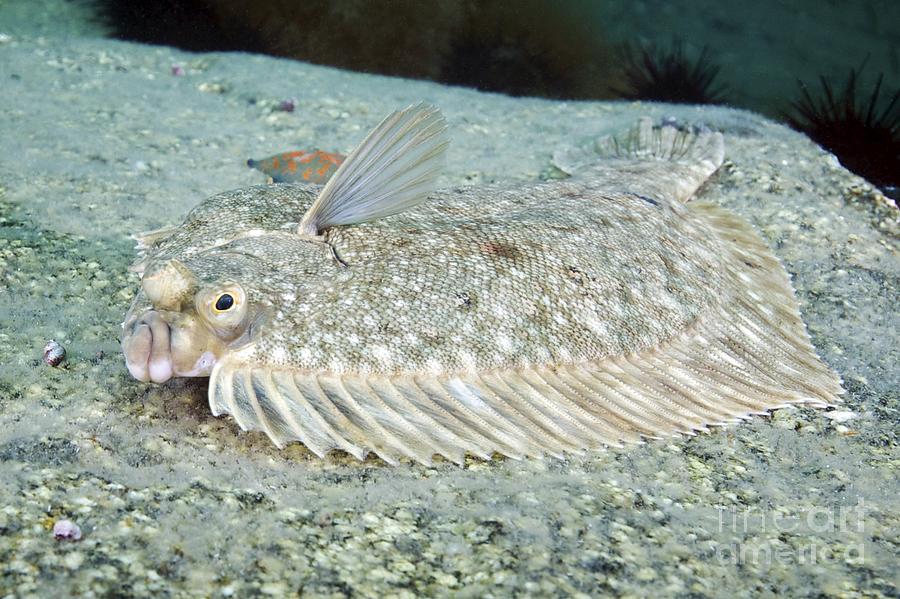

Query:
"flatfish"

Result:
[[121, 103, 842, 464]]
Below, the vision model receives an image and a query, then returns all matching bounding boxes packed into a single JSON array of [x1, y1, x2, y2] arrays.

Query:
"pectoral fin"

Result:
[[297, 103, 449, 236]]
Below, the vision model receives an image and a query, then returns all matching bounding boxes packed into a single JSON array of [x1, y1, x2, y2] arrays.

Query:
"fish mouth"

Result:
[[122, 310, 175, 383], [122, 310, 218, 383]]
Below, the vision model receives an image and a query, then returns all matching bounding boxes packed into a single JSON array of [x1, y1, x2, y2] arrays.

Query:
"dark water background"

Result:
[[92, 0, 900, 198]]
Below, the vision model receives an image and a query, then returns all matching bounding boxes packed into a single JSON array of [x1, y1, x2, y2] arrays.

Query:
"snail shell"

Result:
[[43, 340, 66, 367]]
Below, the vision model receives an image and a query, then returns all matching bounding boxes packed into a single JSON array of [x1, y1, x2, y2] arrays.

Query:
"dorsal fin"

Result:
[[297, 103, 449, 236], [553, 117, 725, 204]]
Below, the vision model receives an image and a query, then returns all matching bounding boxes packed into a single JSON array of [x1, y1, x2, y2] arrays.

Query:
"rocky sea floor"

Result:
[[1, 3, 899, 598]]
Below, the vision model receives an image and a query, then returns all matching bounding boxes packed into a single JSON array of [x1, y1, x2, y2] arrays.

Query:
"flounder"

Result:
[[121, 103, 842, 465]]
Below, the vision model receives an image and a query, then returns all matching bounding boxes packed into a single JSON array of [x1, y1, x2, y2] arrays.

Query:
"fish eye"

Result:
[[214, 293, 234, 312], [196, 283, 247, 335]]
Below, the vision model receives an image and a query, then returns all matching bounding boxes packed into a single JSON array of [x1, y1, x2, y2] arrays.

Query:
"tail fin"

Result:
[[553, 117, 725, 203]]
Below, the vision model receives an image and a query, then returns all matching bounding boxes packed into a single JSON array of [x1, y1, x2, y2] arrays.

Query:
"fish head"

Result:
[[123, 102, 448, 384], [121, 253, 272, 384]]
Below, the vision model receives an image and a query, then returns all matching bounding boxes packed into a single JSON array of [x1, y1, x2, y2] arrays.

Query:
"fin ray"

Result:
[[553, 117, 725, 203], [262, 370, 332, 456]]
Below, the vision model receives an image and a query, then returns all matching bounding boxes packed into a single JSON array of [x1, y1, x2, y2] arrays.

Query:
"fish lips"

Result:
[[122, 309, 220, 383]]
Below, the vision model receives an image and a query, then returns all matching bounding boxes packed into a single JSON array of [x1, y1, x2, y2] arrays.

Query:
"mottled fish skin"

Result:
[[122, 105, 842, 464], [252, 181, 722, 374], [247, 150, 345, 183], [132, 184, 319, 265], [129, 180, 721, 370]]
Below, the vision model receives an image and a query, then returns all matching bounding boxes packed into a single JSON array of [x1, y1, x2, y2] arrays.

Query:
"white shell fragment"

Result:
[[822, 410, 858, 423]]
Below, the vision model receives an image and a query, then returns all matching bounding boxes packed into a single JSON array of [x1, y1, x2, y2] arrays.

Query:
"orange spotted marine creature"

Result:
[[247, 149, 345, 183]]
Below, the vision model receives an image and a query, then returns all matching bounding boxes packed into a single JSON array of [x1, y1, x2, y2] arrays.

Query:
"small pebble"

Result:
[[278, 97, 297, 112], [197, 81, 226, 94], [171, 64, 185, 77], [53, 519, 82, 541], [43, 340, 66, 367], [823, 410, 858, 423]]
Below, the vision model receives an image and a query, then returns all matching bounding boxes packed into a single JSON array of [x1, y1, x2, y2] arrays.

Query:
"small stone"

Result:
[[823, 410, 857, 423], [278, 98, 297, 112], [53, 519, 82, 541], [171, 64, 185, 77], [63, 551, 84, 570], [43, 340, 66, 367], [198, 82, 226, 94]]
